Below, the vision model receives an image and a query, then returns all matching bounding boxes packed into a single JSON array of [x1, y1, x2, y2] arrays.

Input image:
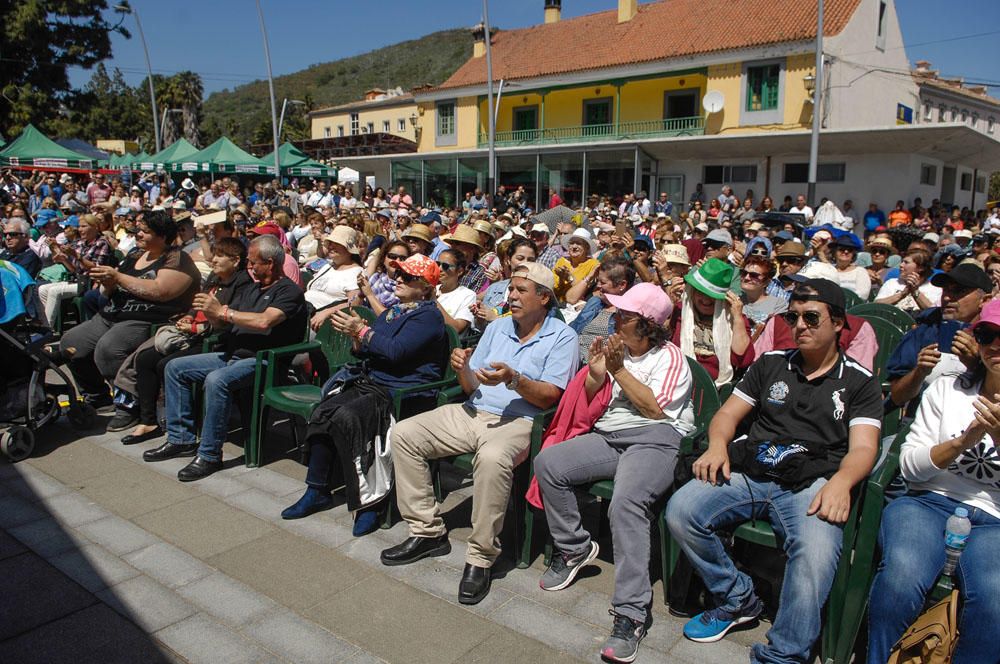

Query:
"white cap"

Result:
[[530, 222, 550, 234], [922, 232, 941, 243]]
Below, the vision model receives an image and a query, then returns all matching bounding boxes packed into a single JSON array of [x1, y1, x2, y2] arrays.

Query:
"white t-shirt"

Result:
[[790, 205, 814, 222], [833, 265, 871, 300], [875, 278, 941, 314], [305, 263, 362, 309], [436, 285, 476, 323], [595, 342, 695, 434]]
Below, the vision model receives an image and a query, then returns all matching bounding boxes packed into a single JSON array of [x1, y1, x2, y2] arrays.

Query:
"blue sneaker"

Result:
[[683, 594, 763, 643], [281, 487, 334, 520]]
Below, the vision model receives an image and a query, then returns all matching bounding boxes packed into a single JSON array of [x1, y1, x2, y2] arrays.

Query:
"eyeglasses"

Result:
[[749, 249, 769, 256], [437, 261, 457, 272], [779, 310, 826, 328], [973, 325, 1000, 346], [396, 271, 421, 283], [776, 256, 805, 264], [740, 270, 767, 282], [386, 253, 408, 261], [3, 232, 26, 238], [870, 248, 889, 255]]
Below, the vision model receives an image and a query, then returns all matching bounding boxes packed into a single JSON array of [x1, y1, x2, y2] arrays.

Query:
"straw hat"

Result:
[[402, 223, 434, 244], [661, 244, 691, 266], [323, 225, 360, 255], [471, 219, 494, 236], [441, 224, 485, 250]]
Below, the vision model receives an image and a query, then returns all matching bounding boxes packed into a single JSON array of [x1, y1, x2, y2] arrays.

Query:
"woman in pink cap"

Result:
[[532, 282, 694, 663]]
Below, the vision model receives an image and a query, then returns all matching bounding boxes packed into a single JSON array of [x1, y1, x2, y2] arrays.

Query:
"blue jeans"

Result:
[[665, 473, 844, 664], [163, 353, 257, 462], [868, 491, 1000, 664]]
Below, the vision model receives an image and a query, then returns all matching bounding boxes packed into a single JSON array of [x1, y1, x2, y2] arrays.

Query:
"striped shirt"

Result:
[[594, 342, 694, 434]]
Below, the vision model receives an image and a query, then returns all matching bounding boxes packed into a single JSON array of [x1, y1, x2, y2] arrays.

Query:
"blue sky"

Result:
[[73, 0, 1000, 97]]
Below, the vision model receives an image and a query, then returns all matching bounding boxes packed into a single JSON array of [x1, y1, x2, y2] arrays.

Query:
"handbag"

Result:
[[887, 589, 960, 664], [153, 325, 194, 355]]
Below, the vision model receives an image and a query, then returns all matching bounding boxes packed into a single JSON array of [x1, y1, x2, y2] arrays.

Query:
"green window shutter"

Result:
[[746, 65, 780, 112]]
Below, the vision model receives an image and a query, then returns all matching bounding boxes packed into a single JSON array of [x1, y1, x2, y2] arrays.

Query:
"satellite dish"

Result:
[[702, 90, 725, 114]]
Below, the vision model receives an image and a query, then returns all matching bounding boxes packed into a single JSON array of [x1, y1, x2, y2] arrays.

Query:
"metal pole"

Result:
[[807, 0, 824, 208], [131, 8, 160, 153], [277, 98, 289, 143], [256, 0, 281, 180], [483, 0, 496, 203]]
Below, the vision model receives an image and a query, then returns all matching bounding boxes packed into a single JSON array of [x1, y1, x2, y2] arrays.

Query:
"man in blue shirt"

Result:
[[383, 262, 578, 605]]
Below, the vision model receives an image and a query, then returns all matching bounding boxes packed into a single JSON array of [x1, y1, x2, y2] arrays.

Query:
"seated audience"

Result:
[[876, 249, 941, 315]]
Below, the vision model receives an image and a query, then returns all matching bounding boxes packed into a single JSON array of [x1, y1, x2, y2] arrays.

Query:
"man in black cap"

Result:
[[667, 278, 882, 661], [886, 262, 993, 410]]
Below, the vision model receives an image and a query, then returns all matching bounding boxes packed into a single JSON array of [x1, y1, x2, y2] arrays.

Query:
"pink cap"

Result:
[[973, 299, 1000, 331], [604, 282, 674, 325]]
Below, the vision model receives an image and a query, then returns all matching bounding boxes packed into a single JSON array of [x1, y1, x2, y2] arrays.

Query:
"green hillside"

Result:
[[201, 28, 475, 148]]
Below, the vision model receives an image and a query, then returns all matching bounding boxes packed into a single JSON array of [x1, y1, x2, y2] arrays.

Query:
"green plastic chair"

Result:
[[855, 315, 905, 393], [841, 288, 863, 310], [848, 303, 914, 333]]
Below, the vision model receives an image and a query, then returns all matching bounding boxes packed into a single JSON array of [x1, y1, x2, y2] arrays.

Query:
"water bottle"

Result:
[[942, 507, 971, 576]]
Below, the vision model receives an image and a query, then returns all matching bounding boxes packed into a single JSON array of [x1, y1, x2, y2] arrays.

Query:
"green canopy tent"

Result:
[[0, 124, 96, 170], [136, 138, 198, 171], [260, 142, 337, 178], [169, 137, 270, 175]]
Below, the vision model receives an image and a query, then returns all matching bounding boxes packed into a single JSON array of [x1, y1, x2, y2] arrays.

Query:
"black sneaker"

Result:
[[601, 610, 649, 663], [106, 408, 139, 432]]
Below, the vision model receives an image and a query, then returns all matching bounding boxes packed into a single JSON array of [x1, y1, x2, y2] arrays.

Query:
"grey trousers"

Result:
[[59, 316, 151, 399], [533, 422, 680, 622]]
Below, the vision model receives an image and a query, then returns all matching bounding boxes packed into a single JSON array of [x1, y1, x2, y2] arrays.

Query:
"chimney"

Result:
[[472, 22, 487, 58], [618, 0, 637, 23], [544, 0, 561, 23]]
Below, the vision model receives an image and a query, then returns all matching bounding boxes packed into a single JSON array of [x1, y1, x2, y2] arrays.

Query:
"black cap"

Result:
[[930, 263, 993, 292], [791, 278, 850, 328], [973, 233, 988, 243]]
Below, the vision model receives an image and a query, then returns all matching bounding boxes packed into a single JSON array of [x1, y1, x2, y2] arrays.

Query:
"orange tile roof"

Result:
[[436, 0, 861, 90]]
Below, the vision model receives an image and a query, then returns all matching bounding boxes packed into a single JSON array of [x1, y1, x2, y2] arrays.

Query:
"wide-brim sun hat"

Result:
[[441, 224, 485, 250], [402, 223, 433, 244], [322, 225, 360, 255], [684, 257, 733, 300]]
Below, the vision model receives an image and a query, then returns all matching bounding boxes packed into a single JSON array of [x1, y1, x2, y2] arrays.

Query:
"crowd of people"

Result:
[[1, 166, 998, 664]]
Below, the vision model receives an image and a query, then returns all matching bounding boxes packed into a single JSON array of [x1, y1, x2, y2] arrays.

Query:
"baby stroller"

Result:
[[0, 260, 95, 461]]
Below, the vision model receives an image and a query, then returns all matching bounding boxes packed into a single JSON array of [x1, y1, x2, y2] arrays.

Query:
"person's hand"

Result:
[[605, 333, 626, 375], [914, 343, 941, 374], [451, 347, 474, 374], [329, 309, 365, 337], [310, 309, 331, 332], [693, 446, 730, 485], [730, 251, 745, 268], [88, 264, 118, 287], [652, 251, 667, 274], [554, 264, 571, 281], [485, 266, 502, 282], [725, 290, 744, 319], [972, 394, 1000, 445], [951, 330, 979, 369], [475, 361, 515, 386], [806, 476, 853, 524], [192, 293, 222, 319], [588, 337, 607, 379], [175, 315, 194, 331], [903, 272, 921, 292], [667, 278, 685, 305], [357, 272, 373, 294]]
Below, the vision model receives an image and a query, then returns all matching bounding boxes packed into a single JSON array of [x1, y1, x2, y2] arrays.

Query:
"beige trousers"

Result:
[[392, 403, 534, 568]]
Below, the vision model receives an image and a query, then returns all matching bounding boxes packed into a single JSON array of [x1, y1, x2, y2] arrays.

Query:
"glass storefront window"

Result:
[[539, 152, 583, 210], [424, 158, 457, 209], [391, 159, 422, 207], [497, 154, 538, 212], [458, 158, 488, 200], [586, 149, 635, 208]]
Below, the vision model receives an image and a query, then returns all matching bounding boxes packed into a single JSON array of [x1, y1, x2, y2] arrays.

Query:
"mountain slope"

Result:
[[201, 28, 475, 147]]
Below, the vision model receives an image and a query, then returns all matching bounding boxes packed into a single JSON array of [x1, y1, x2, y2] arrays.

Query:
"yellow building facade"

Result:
[[309, 95, 419, 143]]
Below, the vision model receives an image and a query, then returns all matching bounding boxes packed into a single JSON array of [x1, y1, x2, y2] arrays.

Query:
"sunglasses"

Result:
[[776, 256, 805, 264], [974, 325, 1000, 346], [437, 261, 457, 272], [780, 310, 826, 328], [386, 253, 408, 261], [749, 248, 769, 256], [3, 232, 26, 238], [870, 248, 889, 255], [740, 270, 767, 282], [396, 271, 421, 283]]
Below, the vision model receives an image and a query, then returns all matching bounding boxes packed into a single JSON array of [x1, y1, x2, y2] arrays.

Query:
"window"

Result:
[[989, 117, 996, 134], [382, 120, 390, 133], [350, 113, 359, 135], [939, 105, 948, 122], [782, 162, 846, 183], [663, 90, 699, 119], [582, 98, 613, 136], [337, 125, 345, 137], [703, 164, 758, 184], [366, 121, 374, 134], [512, 105, 539, 132], [919, 163, 937, 186], [960, 172, 972, 191], [746, 64, 780, 112], [923, 103, 932, 121], [323, 127, 331, 138], [976, 176, 987, 194], [971, 113, 979, 129], [876, 0, 887, 50], [436, 101, 456, 146], [397, 118, 406, 132], [961, 109, 969, 124]]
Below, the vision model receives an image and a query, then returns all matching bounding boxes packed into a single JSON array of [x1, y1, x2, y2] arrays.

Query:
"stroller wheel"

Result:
[[1, 427, 35, 462], [68, 403, 98, 429]]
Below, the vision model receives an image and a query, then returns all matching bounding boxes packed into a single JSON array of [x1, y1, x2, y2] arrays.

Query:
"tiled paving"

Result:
[[0, 414, 771, 663]]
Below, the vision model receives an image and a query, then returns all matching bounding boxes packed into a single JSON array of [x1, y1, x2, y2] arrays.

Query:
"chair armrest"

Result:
[[436, 384, 467, 407], [526, 406, 557, 464], [265, 340, 320, 361], [392, 378, 459, 414], [679, 426, 708, 455], [254, 341, 321, 393]]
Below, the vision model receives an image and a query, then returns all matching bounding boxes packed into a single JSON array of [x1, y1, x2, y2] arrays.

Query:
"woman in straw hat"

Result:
[[307, 226, 364, 331]]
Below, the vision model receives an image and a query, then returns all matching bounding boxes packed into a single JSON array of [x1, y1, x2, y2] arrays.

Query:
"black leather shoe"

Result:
[[177, 456, 223, 482], [380, 535, 451, 566], [122, 427, 164, 445], [143, 441, 198, 462], [458, 563, 491, 605]]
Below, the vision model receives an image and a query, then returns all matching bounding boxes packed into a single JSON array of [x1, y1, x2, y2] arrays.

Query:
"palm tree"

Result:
[[171, 71, 203, 147]]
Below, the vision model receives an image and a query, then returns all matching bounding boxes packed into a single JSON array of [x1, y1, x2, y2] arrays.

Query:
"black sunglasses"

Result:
[[437, 261, 457, 272], [777, 256, 805, 264], [3, 232, 26, 238], [396, 271, 421, 283], [740, 270, 767, 282], [973, 325, 1000, 346], [780, 310, 825, 328], [386, 253, 408, 261]]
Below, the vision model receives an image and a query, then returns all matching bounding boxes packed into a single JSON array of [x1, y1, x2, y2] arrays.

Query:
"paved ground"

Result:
[[0, 411, 769, 663]]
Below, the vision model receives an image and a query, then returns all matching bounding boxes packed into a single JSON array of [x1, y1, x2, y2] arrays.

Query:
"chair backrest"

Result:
[[314, 319, 353, 370], [442, 325, 460, 382], [841, 288, 863, 310], [859, 314, 905, 386], [848, 302, 913, 333], [686, 356, 722, 430]]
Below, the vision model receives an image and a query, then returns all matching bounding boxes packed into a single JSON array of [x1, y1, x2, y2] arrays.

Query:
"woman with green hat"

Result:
[[670, 258, 754, 386]]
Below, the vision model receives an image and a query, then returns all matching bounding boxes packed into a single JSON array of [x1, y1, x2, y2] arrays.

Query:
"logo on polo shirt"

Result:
[[767, 381, 789, 405], [831, 388, 846, 421]]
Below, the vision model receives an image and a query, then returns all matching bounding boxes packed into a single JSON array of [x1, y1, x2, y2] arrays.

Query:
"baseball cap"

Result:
[[61, 215, 79, 228], [930, 263, 993, 292], [247, 221, 283, 238], [791, 278, 848, 316], [694, 222, 709, 233], [390, 254, 440, 287], [632, 234, 654, 250], [34, 209, 61, 227], [605, 282, 674, 325], [972, 299, 1000, 332], [705, 229, 733, 246], [530, 222, 550, 235], [774, 230, 796, 242], [922, 232, 941, 244], [511, 262, 555, 292]]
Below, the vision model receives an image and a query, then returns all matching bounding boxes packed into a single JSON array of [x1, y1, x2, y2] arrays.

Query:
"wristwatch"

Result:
[[507, 370, 521, 390]]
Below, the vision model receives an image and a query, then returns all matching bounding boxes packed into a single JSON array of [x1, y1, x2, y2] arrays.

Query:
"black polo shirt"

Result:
[[223, 276, 307, 358], [732, 349, 882, 464]]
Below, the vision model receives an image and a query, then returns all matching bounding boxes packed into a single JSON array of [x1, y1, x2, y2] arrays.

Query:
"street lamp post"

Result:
[[277, 99, 306, 142], [807, 0, 824, 207], [483, 0, 495, 205], [116, 4, 160, 153], [255, 0, 281, 180]]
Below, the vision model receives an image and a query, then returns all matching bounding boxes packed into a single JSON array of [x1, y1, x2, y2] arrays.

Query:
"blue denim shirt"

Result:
[[569, 296, 617, 336]]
